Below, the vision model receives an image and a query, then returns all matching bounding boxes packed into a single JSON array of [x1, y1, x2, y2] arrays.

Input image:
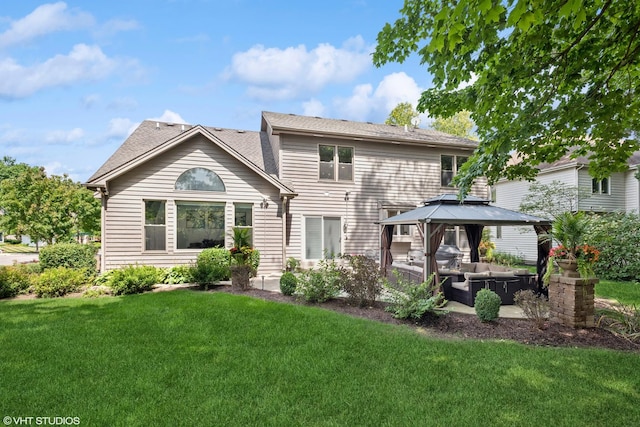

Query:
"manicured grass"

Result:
[[0, 243, 37, 253], [596, 279, 640, 305], [1, 291, 640, 426]]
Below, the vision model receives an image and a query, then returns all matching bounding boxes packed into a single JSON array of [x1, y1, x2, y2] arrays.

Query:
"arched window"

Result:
[[175, 168, 225, 192]]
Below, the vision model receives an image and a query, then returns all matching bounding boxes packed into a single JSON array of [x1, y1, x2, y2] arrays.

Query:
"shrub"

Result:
[[296, 258, 341, 303], [286, 257, 301, 272], [0, 265, 34, 298], [192, 248, 231, 285], [33, 267, 88, 298], [279, 271, 298, 296], [161, 265, 194, 284], [108, 265, 160, 295], [474, 289, 502, 322], [39, 243, 98, 274], [587, 212, 640, 281], [384, 272, 446, 320], [514, 289, 549, 329], [490, 251, 523, 267], [598, 303, 640, 342], [339, 255, 383, 307]]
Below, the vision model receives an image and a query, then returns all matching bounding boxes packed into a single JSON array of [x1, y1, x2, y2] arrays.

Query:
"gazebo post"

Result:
[[423, 220, 430, 283]]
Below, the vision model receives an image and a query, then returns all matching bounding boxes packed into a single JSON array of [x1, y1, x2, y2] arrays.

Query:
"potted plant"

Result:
[[229, 227, 256, 290], [542, 211, 599, 283]]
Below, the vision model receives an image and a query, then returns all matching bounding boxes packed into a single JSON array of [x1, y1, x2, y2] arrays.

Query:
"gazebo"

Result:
[[379, 194, 552, 292]]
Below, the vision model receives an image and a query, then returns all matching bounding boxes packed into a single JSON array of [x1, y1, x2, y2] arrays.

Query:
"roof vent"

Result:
[[166, 122, 174, 126], [237, 129, 245, 133], [156, 122, 159, 129], [213, 127, 222, 131], [181, 124, 185, 132]]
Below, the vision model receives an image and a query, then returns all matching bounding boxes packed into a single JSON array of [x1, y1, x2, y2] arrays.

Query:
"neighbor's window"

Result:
[[234, 203, 253, 246], [441, 155, 468, 187], [144, 200, 166, 251], [175, 168, 225, 191], [592, 178, 609, 194], [176, 201, 225, 249], [386, 209, 410, 236], [319, 145, 353, 181]]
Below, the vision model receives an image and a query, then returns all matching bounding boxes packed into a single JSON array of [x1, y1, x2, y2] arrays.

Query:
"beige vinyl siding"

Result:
[[279, 134, 486, 263], [102, 135, 284, 274]]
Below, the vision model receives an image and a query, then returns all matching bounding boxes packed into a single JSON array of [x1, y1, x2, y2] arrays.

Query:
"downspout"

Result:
[[575, 164, 585, 212], [100, 187, 108, 273], [281, 196, 289, 271]]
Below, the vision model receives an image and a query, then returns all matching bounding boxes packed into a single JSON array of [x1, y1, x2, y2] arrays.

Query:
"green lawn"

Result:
[[0, 243, 37, 253], [596, 280, 640, 305], [1, 291, 639, 426]]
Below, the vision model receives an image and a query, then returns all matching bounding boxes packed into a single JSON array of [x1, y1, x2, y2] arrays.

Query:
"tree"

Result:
[[0, 168, 100, 248], [432, 110, 477, 139], [519, 181, 591, 220], [374, 0, 640, 195], [385, 102, 419, 127]]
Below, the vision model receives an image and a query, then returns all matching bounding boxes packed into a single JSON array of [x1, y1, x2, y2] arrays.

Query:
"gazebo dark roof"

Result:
[[381, 193, 550, 227]]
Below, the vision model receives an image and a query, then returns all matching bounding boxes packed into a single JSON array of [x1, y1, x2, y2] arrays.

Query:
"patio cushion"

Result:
[[460, 262, 476, 273], [474, 263, 491, 273], [490, 271, 515, 278], [451, 281, 468, 291], [464, 272, 490, 279]]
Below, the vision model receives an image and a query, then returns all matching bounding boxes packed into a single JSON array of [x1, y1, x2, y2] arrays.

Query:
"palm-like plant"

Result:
[[550, 211, 588, 259]]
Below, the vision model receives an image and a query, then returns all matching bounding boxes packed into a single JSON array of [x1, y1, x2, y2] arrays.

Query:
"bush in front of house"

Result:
[[161, 265, 194, 284], [192, 248, 231, 285], [586, 211, 640, 281], [384, 272, 446, 320], [33, 266, 88, 298], [39, 243, 98, 274], [296, 258, 341, 303], [279, 271, 298, 296], [0, 264, 34, 298], [474, 289, 502, 322], [108, 265, 161, 295], [339, 254, 384, 307]]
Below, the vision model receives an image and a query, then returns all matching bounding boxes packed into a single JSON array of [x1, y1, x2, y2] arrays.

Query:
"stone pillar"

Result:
[[548, 275, 598, 328]]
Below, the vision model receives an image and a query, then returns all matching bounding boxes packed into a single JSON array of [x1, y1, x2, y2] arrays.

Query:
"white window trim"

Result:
[[142, 199, 167, 253], [318, 144, 354, 182], [440, 154, 468, 188]]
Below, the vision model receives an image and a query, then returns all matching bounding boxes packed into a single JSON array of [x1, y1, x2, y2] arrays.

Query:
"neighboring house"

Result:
[[85, 111, 488, 275], [491, 151, 640, 263]]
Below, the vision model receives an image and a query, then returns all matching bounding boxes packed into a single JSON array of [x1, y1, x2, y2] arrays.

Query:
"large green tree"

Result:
[[432, 110, 477, 139], [374, 0, 640, 195], [0, 167, 100, 248], [385, 102, 419, 126]]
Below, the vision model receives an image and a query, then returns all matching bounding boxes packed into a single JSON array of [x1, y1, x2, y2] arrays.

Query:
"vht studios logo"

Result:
[[3, 417, 80, 426]]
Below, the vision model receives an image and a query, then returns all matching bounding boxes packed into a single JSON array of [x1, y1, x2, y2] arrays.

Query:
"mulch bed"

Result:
[[214, 286, 640, 353]]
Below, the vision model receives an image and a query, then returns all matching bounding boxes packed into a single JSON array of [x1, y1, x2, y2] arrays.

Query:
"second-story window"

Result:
[[592, 178, 609, 194], [319, 145, 353, 181], [441, 155, 468, 187]]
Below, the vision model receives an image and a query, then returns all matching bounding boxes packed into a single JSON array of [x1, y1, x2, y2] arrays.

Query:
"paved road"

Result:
[[0, 253, 39, 266]]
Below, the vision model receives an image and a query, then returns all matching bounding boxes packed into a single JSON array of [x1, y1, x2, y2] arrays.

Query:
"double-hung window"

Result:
[[592, 178, 609, 194], [144, 200, 166, 251], [441, 155, 468, 187], [319, 145, 353, 181], [234, 203, 253, 245]]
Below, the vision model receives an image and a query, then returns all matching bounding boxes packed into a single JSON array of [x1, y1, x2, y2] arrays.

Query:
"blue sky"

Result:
[[1, 1, 436, 182]]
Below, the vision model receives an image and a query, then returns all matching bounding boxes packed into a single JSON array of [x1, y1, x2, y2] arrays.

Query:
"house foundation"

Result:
[[548, 275, 598, 328]]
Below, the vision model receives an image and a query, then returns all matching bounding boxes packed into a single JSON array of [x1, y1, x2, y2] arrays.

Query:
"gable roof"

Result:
[[261, 111, 479, 149], [85, 120, 292, 194]]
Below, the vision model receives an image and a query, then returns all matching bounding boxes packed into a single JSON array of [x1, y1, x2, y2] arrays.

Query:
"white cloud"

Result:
[[0, 44, 119, 99], [225, 36, 371, 101], [334, 72, 424, 122], [0, 2, 95, 48], [81, 94, 101, 109], [302, 98, 325, 117], [106, 118, 138, 140], [45, 127, 84, 144], [94, 18, 140, 38], [149, 110, 188, 124]]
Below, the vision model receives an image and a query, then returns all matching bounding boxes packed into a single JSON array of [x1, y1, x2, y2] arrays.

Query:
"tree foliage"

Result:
[[586, 212, 640, 281], [385, 102, 419, 126], [0, 166, 100, 247], [432, 110, 477, 139], [374, 0, 640, 195], [519, 180, 591, 220]]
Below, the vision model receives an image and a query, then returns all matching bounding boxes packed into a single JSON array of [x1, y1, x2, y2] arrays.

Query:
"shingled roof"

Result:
[[261, 111, 479, 148], [86, 120, 280, 188]]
